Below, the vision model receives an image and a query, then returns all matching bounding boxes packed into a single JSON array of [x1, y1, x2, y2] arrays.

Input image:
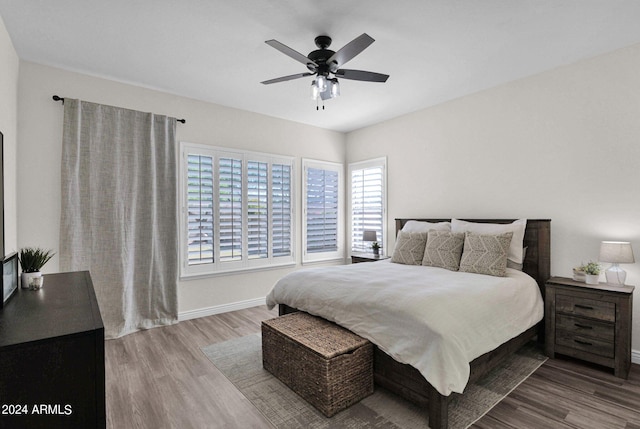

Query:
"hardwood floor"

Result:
[[473, 356, 640, 429], [106, 306, 640, 429], [105, 305, 279, 429]]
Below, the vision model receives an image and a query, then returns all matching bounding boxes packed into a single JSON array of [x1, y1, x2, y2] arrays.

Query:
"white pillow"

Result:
[[451, 219, 527, 264], [402, 220, 451, 233]]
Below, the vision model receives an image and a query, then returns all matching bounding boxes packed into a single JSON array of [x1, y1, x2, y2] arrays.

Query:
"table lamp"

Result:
[[363, 230, 377, 253], [599, 241, 635, 285]]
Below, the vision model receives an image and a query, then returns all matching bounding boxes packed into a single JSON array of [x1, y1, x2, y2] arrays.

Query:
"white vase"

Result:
[[21, 271, 43, 289], [584, 274, 600, 285], [572, 269, 586, 282]]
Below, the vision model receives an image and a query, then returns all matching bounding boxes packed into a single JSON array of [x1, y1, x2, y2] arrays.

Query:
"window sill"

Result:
[[301, 257, 346, 266], [180, 261, 296, 280]]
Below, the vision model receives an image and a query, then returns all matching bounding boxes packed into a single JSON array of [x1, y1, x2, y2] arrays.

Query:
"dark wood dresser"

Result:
[[545, 276, 634, 379], [0, 271, 105, 428]]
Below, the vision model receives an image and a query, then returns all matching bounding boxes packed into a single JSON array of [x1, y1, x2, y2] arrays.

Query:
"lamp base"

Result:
[[605, 264, 627, 285]]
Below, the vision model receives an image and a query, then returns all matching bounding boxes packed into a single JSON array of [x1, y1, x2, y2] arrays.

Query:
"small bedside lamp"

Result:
[[363, 230, 377, 254], [599, 241, 635, 285]]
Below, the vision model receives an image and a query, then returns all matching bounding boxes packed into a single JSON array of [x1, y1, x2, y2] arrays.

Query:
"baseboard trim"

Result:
[[632, 349, 640, 365], [178, 297, 266, 321]]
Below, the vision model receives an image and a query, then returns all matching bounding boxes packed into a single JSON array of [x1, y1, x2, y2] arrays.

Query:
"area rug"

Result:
[[202, 334, 547, 429]]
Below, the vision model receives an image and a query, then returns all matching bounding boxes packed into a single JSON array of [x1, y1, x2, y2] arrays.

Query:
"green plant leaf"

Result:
[[18, 247, 55, 273]]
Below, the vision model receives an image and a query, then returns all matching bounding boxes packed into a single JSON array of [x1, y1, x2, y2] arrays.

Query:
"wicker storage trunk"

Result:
[[262, 312, 374, 417]]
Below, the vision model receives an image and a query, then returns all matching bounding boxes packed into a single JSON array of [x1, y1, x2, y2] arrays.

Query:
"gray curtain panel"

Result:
[[60, 99, 178, 338]]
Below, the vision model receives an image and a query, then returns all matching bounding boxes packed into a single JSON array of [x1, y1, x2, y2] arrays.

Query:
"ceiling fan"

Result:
[[261, 33, 389, 105]]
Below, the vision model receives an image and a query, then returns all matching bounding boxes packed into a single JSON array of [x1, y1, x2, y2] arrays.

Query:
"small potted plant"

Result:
[[18, 247, 55, 290], [572, 264, 586, 282], [371, 241, 381, 256], [582, 261, 601, 285]]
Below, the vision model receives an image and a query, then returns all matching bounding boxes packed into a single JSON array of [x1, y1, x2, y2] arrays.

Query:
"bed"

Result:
[[267, 218, 551, 429]]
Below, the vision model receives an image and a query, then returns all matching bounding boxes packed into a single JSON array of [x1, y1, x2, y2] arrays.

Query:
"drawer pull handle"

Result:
[[574, 304, 593, 310], [574, 339, 593, 346], [574, 323, 593, 329]]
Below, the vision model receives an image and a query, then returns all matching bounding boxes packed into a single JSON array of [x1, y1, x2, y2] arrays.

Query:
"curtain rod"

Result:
[[52, 95, 186, 124]]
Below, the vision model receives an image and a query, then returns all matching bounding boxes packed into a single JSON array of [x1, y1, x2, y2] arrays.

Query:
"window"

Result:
[[219, 157, 243, 262], [302, 159, 344, 263], [180, 143, 295, 277], [272, 163, 292, 257], [186, 153, 214, 265], [349, 157, 386, 255], [247, 160, 268, 259]]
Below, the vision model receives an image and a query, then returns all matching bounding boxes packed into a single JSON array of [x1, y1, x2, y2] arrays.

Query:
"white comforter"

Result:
[[265, 260, 543, 396]]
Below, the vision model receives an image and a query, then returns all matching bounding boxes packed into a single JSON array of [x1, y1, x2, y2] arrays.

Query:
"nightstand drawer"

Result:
[[555, 330, 614, 358], [555, 314, 614, 342], [556, 294, 615, 322]]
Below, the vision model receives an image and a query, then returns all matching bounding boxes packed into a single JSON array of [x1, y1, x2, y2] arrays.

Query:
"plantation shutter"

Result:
[[351, 165, 384, 252], [180, 143, 295, 277], [306, 167, 339, 253], [187, 154, 214, 265], [272, 164, 292, 257], [247, 160, 268, 259], [219, 157, 242, 262]]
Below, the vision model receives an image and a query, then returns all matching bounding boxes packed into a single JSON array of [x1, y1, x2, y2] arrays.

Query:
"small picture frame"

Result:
[[1, 252, 18, 308]]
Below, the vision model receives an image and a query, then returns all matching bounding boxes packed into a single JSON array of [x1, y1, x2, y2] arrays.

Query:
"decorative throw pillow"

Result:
[[391, 231, 428, 265], [421, 230, 465, 271], [451, 219, 527, 264], [459, 232, 513, 277]]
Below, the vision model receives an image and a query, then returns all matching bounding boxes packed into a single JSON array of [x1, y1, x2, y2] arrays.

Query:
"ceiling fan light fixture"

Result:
[[263, 33, 388, 107], [316, 75, 327, 92], [330, 78, 340, 98], [311, 80, 320, 100]]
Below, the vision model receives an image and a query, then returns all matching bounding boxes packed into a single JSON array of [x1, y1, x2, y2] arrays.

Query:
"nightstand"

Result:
[[351, 254, 389, 264], [545, 276, 634, 379]]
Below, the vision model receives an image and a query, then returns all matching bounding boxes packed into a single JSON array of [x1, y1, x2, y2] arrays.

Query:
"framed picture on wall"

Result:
[[1, 252, 18, 308]]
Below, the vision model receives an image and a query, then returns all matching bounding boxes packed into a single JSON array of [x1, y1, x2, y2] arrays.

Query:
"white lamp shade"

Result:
[[363, 230, 377, 242], [330, 79, 340, 98], [316, 75, 327, 92], [311, 81, 319, 100], [599, 241, 635, 263]]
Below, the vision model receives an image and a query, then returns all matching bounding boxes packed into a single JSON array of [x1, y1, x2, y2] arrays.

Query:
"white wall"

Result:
[[0, 15, 18, 255], [347, 43, 640, 353], [15, 38, 640, 354], [17, 61, 345, 314]]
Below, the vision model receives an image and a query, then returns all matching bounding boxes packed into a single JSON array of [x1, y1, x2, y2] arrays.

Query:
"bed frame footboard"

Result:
[[279, 304, 539, 429]]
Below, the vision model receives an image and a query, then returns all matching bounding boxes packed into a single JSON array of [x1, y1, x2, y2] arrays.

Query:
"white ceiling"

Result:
[[2, 1, 640, 133]]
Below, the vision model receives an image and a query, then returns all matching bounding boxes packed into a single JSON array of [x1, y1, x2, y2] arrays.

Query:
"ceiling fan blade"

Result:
[[326, 33, 375, 68], [335, 69, 389, 83], [261, 72, 314, 85], [265, 39, 318, 69]]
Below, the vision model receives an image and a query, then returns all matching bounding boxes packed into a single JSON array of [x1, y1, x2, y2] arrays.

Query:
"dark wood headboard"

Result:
[[395, 219, 551, 295]]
